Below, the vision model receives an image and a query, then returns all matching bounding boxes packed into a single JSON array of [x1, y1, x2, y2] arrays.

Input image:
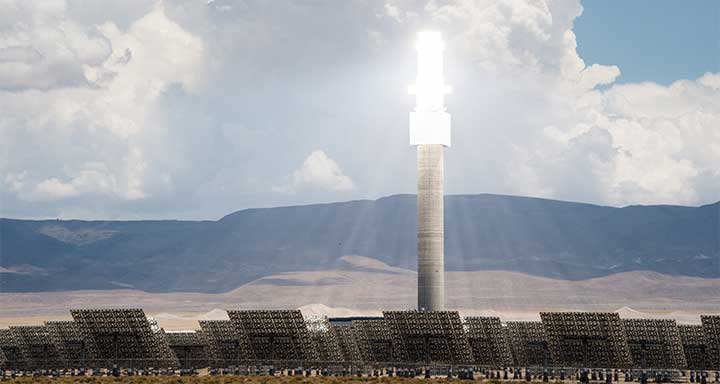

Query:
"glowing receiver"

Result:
[[409, 31, 451, 147]]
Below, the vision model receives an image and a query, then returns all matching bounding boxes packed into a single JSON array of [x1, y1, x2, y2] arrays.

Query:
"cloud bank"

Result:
[[0, 0, 718, 219]]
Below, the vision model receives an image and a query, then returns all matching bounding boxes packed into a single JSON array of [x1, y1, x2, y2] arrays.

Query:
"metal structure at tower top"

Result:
[[410, 31, 450, 312]]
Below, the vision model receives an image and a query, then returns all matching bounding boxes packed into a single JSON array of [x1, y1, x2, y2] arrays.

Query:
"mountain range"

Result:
[[1, 194, 718, 293]]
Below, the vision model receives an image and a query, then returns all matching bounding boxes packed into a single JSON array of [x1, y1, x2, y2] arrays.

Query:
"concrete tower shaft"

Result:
[[409, 31, 450, 312], [417, 144, 444, 311]]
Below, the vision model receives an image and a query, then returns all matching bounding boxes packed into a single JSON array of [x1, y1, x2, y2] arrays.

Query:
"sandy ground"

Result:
[[2, 257, 719, 330]]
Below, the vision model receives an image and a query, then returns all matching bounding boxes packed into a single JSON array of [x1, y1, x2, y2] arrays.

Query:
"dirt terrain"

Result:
[[1, 256, 718, 329]]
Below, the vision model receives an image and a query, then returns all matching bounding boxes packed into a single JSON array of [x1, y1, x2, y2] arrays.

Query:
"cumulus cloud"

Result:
[[1, 1, 206, 217], [0, 1, 113, 90], [0, 0, 717, 219], [273, 150, 355, 194], [425, 0, 720, 207]]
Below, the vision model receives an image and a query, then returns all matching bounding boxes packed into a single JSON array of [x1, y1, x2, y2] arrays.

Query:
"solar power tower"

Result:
[[330, 323, 362, 363], [306, 316, 344, 362], [164, 331, 210, 369], [0, 329, 25, 370], [464, 316, 513, 367], [505, 321, 551, 367], [46, 320, 96, 369], [541, 312, 632, 368], [228, 310, 315, 363], [701, 315, 720, 369], [71, 309, 179, 369], [199, 320, 251, 367], [352, 319, 395, 363], [384, 310, 472, 364], [679, 325, 711, 370], [622, 319, 686, 369], [410, 31, 452, 312], [9, 325, 63, 370]]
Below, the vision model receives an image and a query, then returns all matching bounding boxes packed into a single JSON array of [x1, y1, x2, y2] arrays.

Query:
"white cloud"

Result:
[[0, 0, 718, 219], [273, 150, 355, 194], [0, 1, 205, 214], [0, 0, 113, 90], [23, 161, 147, 202], [599, 76, 720, 205], [503, 71, 720, 205], [423, 0, 720, 207], [30, 178, 81, 201]]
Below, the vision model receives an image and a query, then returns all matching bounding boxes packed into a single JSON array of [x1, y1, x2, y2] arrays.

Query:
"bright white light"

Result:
[[411, 31, 451, 112], [409, 31, 451, 147]]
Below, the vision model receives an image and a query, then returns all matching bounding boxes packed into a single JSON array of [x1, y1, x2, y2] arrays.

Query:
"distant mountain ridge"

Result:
[[1, 194, 718, 293]]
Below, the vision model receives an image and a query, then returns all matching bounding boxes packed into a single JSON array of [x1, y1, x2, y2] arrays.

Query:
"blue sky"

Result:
[[575, 0, 719, 85]]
